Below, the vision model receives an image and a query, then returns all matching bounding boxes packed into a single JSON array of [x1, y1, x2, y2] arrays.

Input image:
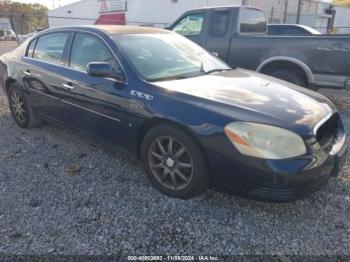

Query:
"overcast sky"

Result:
[[12, 0, 80, 9]]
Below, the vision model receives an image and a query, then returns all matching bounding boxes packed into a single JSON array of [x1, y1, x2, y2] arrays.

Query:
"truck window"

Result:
[[210, 11, 230, 37], [267, 26, 280, 35], [240, 8, 266, 33], [279, 27, 306, 36], [173, 12, 204, 36]]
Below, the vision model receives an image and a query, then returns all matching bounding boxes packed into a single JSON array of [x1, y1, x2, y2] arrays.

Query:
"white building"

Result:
[[48, 0, 242, 28], [48, 0, 99, 28], [246, 0, 350, 33], [48, 0, 350, 33]]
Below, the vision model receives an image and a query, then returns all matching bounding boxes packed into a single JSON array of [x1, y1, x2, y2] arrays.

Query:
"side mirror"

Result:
[[87, 62, 125, 82]]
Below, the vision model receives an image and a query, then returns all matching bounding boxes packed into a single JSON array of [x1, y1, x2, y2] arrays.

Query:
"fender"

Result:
[[256, 56, 315, 84]]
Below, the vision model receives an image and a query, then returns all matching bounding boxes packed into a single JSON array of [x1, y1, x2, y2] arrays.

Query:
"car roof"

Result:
[[185, 5, 240, 12], [42, 25, 171, 35], [268, 24, 306, 28], [186, 5, 264, 12]]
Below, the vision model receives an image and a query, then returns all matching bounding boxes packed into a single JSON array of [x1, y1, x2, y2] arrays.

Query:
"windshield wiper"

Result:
[[203, 68, 231, 75], [149, 75, 191, 82]]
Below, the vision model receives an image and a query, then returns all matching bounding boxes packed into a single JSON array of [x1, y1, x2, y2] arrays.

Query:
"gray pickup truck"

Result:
[[168, 6, 350, 90]]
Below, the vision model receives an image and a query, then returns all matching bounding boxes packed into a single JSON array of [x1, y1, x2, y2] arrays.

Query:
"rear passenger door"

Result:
[[22, 32, 72, 119]]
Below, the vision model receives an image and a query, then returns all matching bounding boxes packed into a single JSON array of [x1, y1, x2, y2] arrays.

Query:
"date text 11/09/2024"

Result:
[[127, 255, 219, 261]]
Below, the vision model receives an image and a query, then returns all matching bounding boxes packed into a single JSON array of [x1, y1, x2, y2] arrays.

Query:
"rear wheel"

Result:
[[268, 68, 307, 87], [141, 125, 210, 199], [8, 83, 42, 128]]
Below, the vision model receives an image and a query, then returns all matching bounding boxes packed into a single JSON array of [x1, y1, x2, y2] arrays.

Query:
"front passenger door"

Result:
[[55, 32, 129, 148]]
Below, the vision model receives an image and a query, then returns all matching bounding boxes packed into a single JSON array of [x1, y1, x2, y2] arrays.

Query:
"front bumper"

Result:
[[247, 143, 347, 202], [207, 128, 348, 203]]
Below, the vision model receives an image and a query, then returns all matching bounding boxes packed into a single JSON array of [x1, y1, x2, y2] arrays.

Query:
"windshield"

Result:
[[113, 33, 230, 81]]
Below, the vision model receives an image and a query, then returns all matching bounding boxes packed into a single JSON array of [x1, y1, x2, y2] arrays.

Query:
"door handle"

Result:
[[62, 82, 75, 91], [23, 70, 31, 76]]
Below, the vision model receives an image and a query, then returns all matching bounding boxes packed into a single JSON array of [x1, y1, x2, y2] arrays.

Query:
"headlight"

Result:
[[224, 122, 306, 159]]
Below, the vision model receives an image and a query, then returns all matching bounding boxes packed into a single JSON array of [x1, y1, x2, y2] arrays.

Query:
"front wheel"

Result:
[[141, 125, 210, 199], [8, 83, 43, 128]]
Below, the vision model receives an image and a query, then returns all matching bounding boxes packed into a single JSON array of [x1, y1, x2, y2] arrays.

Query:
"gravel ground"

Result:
[[0, 42, 350, 257]]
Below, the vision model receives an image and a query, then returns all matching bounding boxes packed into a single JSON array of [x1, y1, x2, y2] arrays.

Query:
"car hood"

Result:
[[152, 68, 335, 136]]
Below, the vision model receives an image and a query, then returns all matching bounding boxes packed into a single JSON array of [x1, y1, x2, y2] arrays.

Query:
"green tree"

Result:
[[334, 0, 350, 6]]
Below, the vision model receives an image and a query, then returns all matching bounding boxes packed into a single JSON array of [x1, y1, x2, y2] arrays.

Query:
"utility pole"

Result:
[[296, 0, 302, 24], [283, 0, 289, 24], [270, 7, 275, 23]]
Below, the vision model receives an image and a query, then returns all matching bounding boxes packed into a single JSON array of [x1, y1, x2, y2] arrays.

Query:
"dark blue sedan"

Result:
[[0, 25, 347, 202]]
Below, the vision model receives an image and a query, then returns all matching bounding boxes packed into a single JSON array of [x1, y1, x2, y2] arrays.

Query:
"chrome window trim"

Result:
[[22, 28, 128, 84]]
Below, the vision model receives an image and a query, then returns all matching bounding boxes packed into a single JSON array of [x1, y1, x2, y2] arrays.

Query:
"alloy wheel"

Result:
[[148, 136, 194, 190], [10, 89, 27, 123]]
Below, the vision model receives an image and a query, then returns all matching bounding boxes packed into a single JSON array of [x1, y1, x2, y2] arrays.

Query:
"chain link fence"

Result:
[[0, 12, 48, 35]]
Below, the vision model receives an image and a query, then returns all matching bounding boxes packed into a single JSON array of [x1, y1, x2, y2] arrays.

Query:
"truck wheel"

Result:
[[8, 83, 43, 128], [268, 69, 307, 88], [140, 124, 210, 199]]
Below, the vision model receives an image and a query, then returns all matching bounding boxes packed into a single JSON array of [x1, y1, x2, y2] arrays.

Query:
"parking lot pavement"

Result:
[[0, 42, 349, 256], [0, 41, 18, 55]]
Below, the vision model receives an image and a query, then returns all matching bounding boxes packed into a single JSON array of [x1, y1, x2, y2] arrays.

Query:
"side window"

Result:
[[33, 33, 70, 64], [26, 39, 37, 58], [267, 26, 280, 35], [209, 11, 230, 37], [173, 12, 204, 36], [70, 33, 118, 72], [280, 27, 305, 36], [240, 8, 266, 33]]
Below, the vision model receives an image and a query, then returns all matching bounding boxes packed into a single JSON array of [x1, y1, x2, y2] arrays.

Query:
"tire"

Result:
[[268, 68, 307, 88], [140, 124, 210, 199], [8, 83, 43, 128]]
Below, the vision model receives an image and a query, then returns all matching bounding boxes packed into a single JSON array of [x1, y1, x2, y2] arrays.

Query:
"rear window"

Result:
[[279, 27, 306, 36], [33, 32, 69, 64], [240, 8, 266, 33]]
